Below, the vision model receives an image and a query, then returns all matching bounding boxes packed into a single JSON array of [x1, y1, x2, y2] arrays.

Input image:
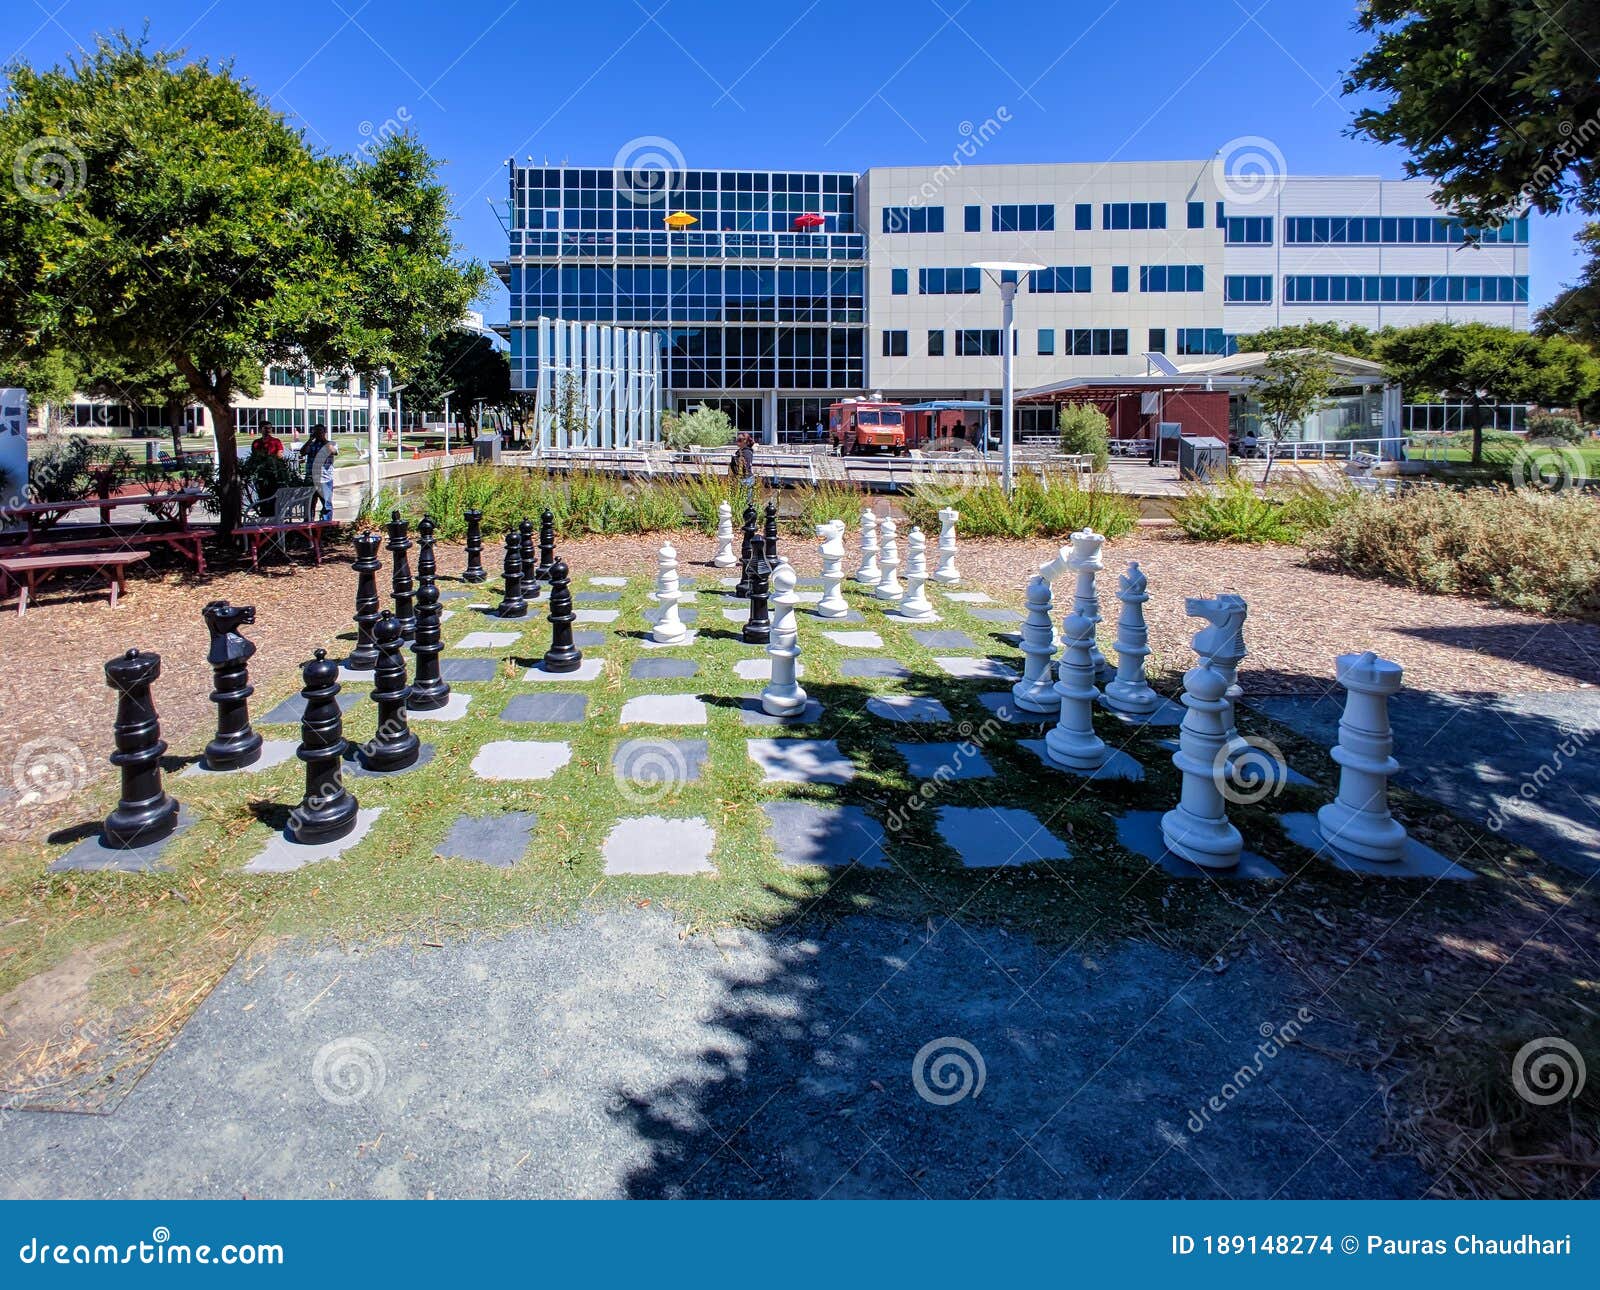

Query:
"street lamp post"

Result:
[[972, 262, 1044, 496]]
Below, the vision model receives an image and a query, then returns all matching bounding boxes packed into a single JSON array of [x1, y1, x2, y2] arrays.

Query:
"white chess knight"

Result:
[[1044, 613, 1111, 772], [1186, 592, 1248, 749], [874, 517, 903, 600], [762, 560, 808, 717], [931, 507, 961, 585], [650, 541, 691, 645], [712, 501, 738, 568], [815, 519, 850, 618], [896, 527, 937, 620], [1316, 651, 1410, 863], [855, 508, 881, 585], [1102, 562, 1161, 714], [1067, 528, 1112, 684], [1011, 575, 1059, 714]]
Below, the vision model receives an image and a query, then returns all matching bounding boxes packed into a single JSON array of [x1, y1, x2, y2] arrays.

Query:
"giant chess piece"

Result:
[[712, 501, 738, 568], [100, 648, 181, 849], [286, 649, 359, 846], [1044, 613, 1110, 773], [734, 504, 759, 597], [542, 558, 583, 673], [1011, 575, 1060, 714], [932, 506, 961, 585], [651, 541, 691, 645], [1160, 655, 1244, 870], [1187, 592, 1248, 749], [416, 515, 439, 592], [1316, 651, 1409, 863], [815, 520, 849, 618], [498, 532, 527, 618], [362, 612, 420, 771], [408, 569, 451, 712], [347, 531, 383, 670], [461, 507, 488, 583], [1066, 527, 1111, 683], [855, 508, 881, 585], [518, 518, 541, 603], [742, 536, 773, 645], [762, 560, 808, 717], [874, 517, 903, 601], [763, 499, 781, 565], [387, 511, 416, 641], [536, 509, 556, 581], [897, 527, 936, 620], [1102, 562, 1161, 715], [201, 600, 263, 770]]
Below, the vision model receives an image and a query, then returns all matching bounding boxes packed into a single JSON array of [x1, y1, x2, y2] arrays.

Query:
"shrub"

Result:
[[784, 480, 865, 535], [903, 470, 1138, 539], [1172, 474, 1348, 543], [662, 406, 736, 450], [27, 434, 100, 504], [1057, 403, 1110, 470], [1526, 413, 1587, 445]]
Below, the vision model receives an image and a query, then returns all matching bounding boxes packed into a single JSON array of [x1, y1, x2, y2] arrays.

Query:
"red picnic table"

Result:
[[0, 490, 212, 573]]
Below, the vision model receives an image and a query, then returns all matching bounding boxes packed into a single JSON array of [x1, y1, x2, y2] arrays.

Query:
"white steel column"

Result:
[[584, 324, 600, 447]]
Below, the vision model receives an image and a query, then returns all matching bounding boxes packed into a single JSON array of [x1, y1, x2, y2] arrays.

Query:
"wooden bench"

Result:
[[0, 551, 150, 616], [233, 520, 338, 569]]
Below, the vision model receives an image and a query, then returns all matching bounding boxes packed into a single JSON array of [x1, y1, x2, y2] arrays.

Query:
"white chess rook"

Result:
[[1044, 612, 1110, 771], [932, 507, 961, 585], [855, 509, 881, 585], [762, 560, 808, 717], [650, 542, 690, 645], [874, 517, 903, 601], [1186, 592, 1248, 749], [897, 527, 936, 619], [815, 520, 849, 618], [1316, 651, 1409, 863], [712, 501, 737, 568], [1102, 561, 1160, 714], [1011, 575, 1060, 714], [1067, 527, 1112, 683]]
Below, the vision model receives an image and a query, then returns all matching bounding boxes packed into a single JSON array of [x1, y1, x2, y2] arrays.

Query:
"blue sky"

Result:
[[6, 0, 1586, 318]]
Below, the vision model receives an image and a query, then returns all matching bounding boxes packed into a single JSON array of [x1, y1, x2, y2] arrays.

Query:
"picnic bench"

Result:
[[0, 550, 150, 616]]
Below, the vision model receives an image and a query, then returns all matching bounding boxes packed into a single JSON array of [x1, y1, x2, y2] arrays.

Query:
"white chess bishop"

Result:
[[1011, 575, 1059, 714], [896, 527, 936, 620], [1102, 562, 1160, 715], [712, 501, 737, 568]]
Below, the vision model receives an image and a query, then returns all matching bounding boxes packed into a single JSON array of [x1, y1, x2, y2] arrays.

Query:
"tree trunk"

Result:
[[173, 357, 242, 534], [1470, 399, 1485, 465], [167, 399, 183, 461]]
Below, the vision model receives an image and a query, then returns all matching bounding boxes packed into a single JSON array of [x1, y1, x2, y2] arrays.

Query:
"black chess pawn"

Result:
[[408, 576, 451, 711], [742, 536, 773, 645], [536, 508, 555, 581], [361, 612, 421, 771], [763, 499, 780, 564], [347, 532, 383, 670], [200, 600, 263, 770], [286, 649, 359, 846], [541, 558, 583, 673], [498, 532, 527, 618], [387, 511, 416, 640], [734, 504, 758, 597], [518, 518, 541, 602], [416, 515, 439, 591], [461, 507, 487, 583], [101, 648, 181, 849]]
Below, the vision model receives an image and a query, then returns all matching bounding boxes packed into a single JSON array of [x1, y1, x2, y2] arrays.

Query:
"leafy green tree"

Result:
[[1377, 322, 1600, 462], [1252, 350, 1335, 480], [1535, 223, 1600, 351], [0, 349, 84, 431], [661, 406, 735, 450], [0, 34, 485, 530], [1056, 402, 1109, 469], [1346, 0, 1600, 221], [404, 330, 511, 422], [1234, 323, 1382, 359]]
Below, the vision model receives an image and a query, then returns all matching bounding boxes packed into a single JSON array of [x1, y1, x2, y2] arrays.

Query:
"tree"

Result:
[[1345, 1, 1600, 222], [1234, 323, 1382, 359], [404, 330, 511, 423], [1377, 322, 1600, 462], [0, 348, 84, 432], [1056, 402, 1109, 469], [1535, 223, 1600, 349], [1251, 350, 1334, 480], [0, 34, 485, 530], [661, 406, 734, 450], [80, 356, 193, 458]]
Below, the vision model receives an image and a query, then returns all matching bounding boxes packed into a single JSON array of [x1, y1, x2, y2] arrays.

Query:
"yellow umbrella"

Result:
[[664, 211, 697, 230]]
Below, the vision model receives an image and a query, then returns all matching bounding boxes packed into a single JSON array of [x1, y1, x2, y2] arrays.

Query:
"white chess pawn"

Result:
[[874, 517, 903, 601], [712, 501, 737, 568], [932, 507, 961, 585], [1067, 527, 1112, 683], [1188, 592, 1248, 749], [1102, 562, 1160, 715], [762, 561, 808, 717], [1316, 651, 1409, 863], [896, 527, 936, 620], [650, 542, 690, 644], [1011, 575, 1059, 714], [1044, 613, 1109, 772], [815, 520, 849, 618], [855, 508, 881, 585], [1160, 658, 1243, 870]]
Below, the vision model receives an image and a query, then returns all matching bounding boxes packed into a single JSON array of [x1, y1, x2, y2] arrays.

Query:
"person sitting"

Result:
[[1239, 429, 1260, 458]]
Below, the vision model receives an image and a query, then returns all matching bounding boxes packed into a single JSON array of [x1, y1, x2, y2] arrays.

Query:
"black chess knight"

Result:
[[201, 600, 263, 770]]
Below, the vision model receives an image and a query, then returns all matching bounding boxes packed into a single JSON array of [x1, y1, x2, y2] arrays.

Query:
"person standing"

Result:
[[301, 423, 336, 520], [252, 423, 284, 457], [730, 430, 756, 512]]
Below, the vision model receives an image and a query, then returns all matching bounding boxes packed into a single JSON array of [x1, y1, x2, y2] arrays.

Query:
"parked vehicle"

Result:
[[828, 400, 906, 455]]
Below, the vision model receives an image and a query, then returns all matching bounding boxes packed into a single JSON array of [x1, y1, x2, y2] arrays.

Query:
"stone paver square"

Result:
[[971, 608, 1023, 624], [733, 658, 805, 682], [1114, 811, 1284, 880], [50, 810, 197, 874], [937, 806, 1071, 868], [573, 630, 607, 649], [895, 741, 995, 780], [865, 695, 951, 724], [620, 693, 708, 726], [470, 740, 573, 781], [456, 631, 522, 650], [439, 658, 500, 683], [806, 607, 863, 623], [913, 630, 977, 650], [242, 808, 384, 875], [644, 606, 699, 625], [500, 693, 589, 724], [945, 592, 993, 603], [630, 657, 699, 680], [841, 658, 910, 680], [975, 692, 1039, 725], [574, 591, 621, 603], [721, 606, 751, 622], [746, 738, 855, 784], [574, 609, 620, 624], [590, 576, 629, 587], [524, 658, 605, 682], [612, 738, 710, 785], [437, 812, 538, 868], [1279, 812, 1473, 880], [602, 816, 716, 875], [823, 630, 883, 649], [736, 696, 825, 726], [763, 802, 889, 870], [934, 655, 1019, 681], [184, 740, 297, 777]]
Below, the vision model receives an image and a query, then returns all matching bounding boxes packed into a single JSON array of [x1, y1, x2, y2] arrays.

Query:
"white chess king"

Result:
[[762, 561, 808, 717]]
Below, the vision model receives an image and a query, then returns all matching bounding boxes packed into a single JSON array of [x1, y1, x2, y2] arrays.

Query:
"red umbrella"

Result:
[[792, 212, 826, 231]]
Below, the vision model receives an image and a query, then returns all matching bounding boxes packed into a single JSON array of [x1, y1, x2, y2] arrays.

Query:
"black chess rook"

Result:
[[101, 648, 181, 849]]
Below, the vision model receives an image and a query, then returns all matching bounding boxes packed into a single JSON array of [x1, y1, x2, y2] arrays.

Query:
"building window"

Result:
[[918, 267, 982, 294], [1027, 266, 1092, 293], [1138, 264, 1205, 292], [956, 329, 1003, 357], [882, 329, 908, 357], [1101, 202, 1167, 230], [1177, 328, 1235, 356], [1063, 328, 1129, 356], [1283, 215, 1529, 245], [964, 204, 980, 232], [1075, 203, 1091, 231], [269, 366, 307, 387], [1224, 274, 1273, 303], [891, 268, 908, 295], [882, 205, 944, 233], [1215, 200, 1224, 228], [1111, 265, 1129, 293], [991, 203, 1055, 232], [1187, 201, 1204, 229], [928, 329, 945, 357], [1148, 328, 1166, 353], [1224, 216, 1273, 244], [1037, 328, 1055, 356], [1282, 274, 1528, 304]]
